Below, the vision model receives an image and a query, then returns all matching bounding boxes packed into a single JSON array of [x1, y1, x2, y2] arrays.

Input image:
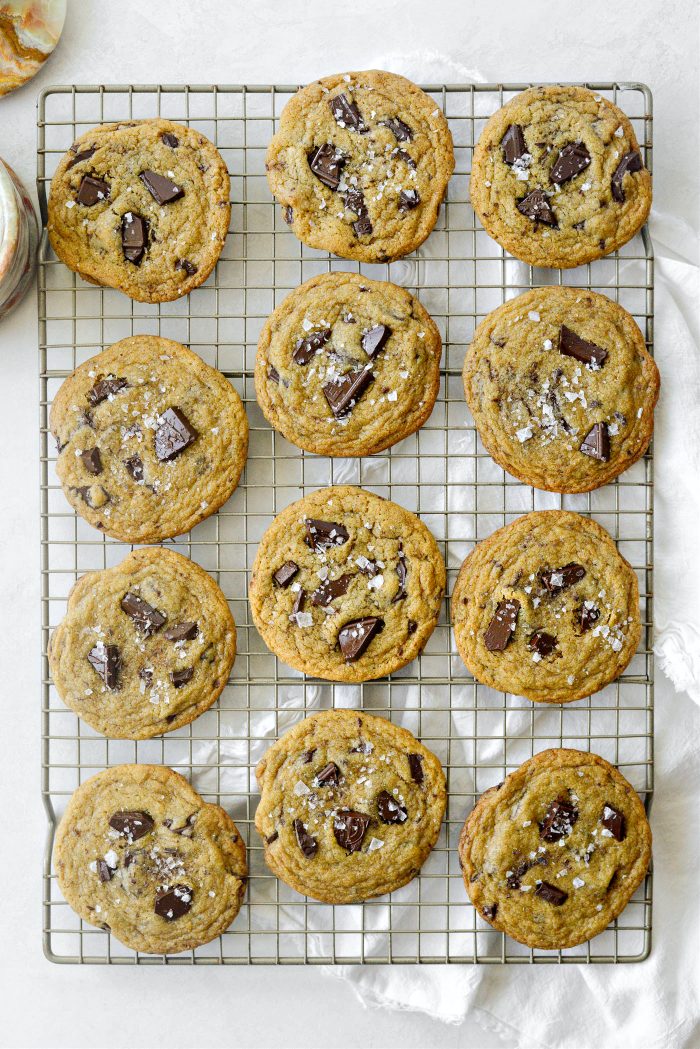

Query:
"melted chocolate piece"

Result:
[[501, 124, 527, 165], [377, 789, 407, 824], [171, 667, 194, 688], [123, 455, 144, 482], [175, 258, 197, 276], [79, 447, 103, 475], [407, 619, 417, 635], [121, 212, 148, 265], [535, 881, 568, 906], [283, 205, 293, 224], [580, 422, 610, 462], [540, 798, 578, 842], [333, 809, 370, 853], [550, 141, 591, 184], [265, 831, 279, 844], [67, 146, 96, 169], [517, 188, 557, 226], [139, 667, 153, 686], [540, 563, 586, 594], [380, 117, 413, 141], [506, 860, 532, 889], [408, 753, 424, 784], [307, 143, 347, 190], [342, 187, 372, 236], [268, 365, 281, 384], [76, 174, 110, 206], [162, 132, 179, 148], [329, 93, 367, 132], [398, 189, 420, 211], [87, 643, 120, 689], [302, 748, 316, 764], [294, 818, 317, 858], [393, 549, 408, 602], [611, 151, 643, 203], [482, 903, 498, 920], [361, 324, 391, 359], [322, 368, 373, 417], [395, 148, 416, 169], [162, 622, 198, 642], [154, 884, 193, 920], [528, 630, 557, 658], [304, 519, 349, 551], [311, 573, 353, 607], [578, 602, 600, 632], [97, 859, 113, 882], [338, 617, 384, 661], [164, 814, 196, 837], [356, 557, 380, 578], [314, 762, 341, 787], [273, 561, 299, 588], [140, 169, 184, 205], [601, 804, 626, 841], [120, 592, 166, 636], [88, 376, 127, 406], [290, 589, 306, 618], [484, 599, 520, 652], [559, 326, 608, 367], [109, 810, 154, 840], [154, 407, 197, 461], [293, 327, 331, 366]]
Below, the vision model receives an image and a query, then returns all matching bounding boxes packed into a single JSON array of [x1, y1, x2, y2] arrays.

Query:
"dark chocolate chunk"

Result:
[[342, 187, 372, 236], [79, 447, 103, 475], [67, 146, 96, 169], [407, 619, 418, 635], [76, 174, 110, 206], [352, 214, 373, 236], [322, 367, 373, 418], [140, 169, 184, 205], [398, 189, 420, 212], [294, 818, 318, 858], [87, 643, 120, 689], [139, 666, 153, 686], [361, 324, 392, 359], [293, 327, 331, 365], [265, 831, 279, 844], [338, 617, 384, 662], [380, 117, 413, 141], [88, 376, 127, 406], [528, 630, 557, 658], [580, 422, 610, 462], [74, 484, 109, 510], [482, 903, 498, 920], [611, 151, 643, 203], [311, 573, 353, 607], [163, 814, 196, 837], [124, 455, 144, 482], [535, 881, 568, 906], [329, 93, 367, 132], [108, 810, 154, 840], [356, 557, 380, 578], [304, 519, 349, 551], [171, 667, 194, 688], [154, 884, 193, 921], [314, 762, 341, 787], [154, 407, 197, 461], [506, 860, 531, 889], [162, 132, 179, 148], [268, 365, 281, 384], [578, 602, 600, 632], [302, 748, 316, 764], [501, 124, 527, 165], [550, 141, 591, 184], [283, 205, 293, 224], [307, 143, 347, 190], [559, 325, 608, 368], [121, 212, 148, 265], [97, 859, 113, 882], [393, 549, 408, 602], [377, 789, 408, 824], [484, 599, 520, 652], [162, 622, 198, 642], [396, 148, 417, 169], [408, 753, 424, 784], [333, 809, 370, 853], [120, 592, 166, 636], [541, 563, 586, 594], [601, 804, 626, 842], [273, 561, 299, 588], [175, 258, 197, 276], [540, 798, 578, 842], [517, 188, 557, 226], [290, 589, 306, 619]]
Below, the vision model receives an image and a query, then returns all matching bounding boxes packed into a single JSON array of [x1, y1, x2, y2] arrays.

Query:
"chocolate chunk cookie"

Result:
[[464, 287, 659, 492], [47, 119, 230, 302], [54, 764, 247, 954], [267, 70, 454, 262], [48, 548, 236, 739], [255, 710, 446, 902], [459, 748, 651, 950], [255, 272, 442, 456], [249, 486, 445, 682], [452, 511, 640, 703], [470, 86, 651, 268], [50, 335, 248, 543]]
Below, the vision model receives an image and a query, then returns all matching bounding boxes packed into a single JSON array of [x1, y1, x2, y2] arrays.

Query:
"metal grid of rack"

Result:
[[38, 82, 654, 965]]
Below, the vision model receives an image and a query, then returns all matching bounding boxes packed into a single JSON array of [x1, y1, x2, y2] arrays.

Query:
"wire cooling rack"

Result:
[[38, 82, 654, 965]]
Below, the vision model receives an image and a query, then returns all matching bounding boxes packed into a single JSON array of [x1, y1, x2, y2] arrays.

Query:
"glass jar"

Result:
[[0, 158, 38, 318]]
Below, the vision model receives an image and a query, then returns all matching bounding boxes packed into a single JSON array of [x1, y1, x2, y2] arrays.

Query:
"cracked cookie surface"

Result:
[[255, 271, 442, 456], [55, 764, 247, 954], [470, 86, 651, 268], [464, 287, 659, 492], [48, 119, 230, 302], [49, 548, 236, 739], [50, 335, 248, 544], [459, 748, 651, 950], [267, 69, 454, 262], [255, 709, 446, 902], [451, 511, 640, 703], [249, 486, 445, 682]]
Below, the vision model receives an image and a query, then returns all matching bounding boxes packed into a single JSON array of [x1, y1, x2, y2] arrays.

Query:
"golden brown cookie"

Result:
[[255, 271, 442, 456], [469, 86, 651, 268], [451, 511, 640, 703], [55, 764, 247, 954], [459, 748, 651, 950], [255, 709, 446, 902]]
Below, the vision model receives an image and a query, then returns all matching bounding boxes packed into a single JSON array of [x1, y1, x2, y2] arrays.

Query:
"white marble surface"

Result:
[[0, 1, 697, 1046]]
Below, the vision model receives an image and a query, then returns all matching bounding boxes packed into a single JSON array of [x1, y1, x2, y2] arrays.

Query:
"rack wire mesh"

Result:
[[38, 82, 654, 965]]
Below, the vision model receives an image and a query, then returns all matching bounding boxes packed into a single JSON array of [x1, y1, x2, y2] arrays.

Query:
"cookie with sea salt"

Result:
[[255, 709, 446, 902], [48, 119, 230, 302], [55, 764, 247, 954], [48, 548, 236, 739], [248, 485, 446, 682], [470, 85, 652, 268], [463, 287, 659, 492], [451, 510, 640, 703], [459, 748, 652, 950], [267, 69, 454, 262], [255, 271, 442, 456], [49, 335, 248, 544]]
